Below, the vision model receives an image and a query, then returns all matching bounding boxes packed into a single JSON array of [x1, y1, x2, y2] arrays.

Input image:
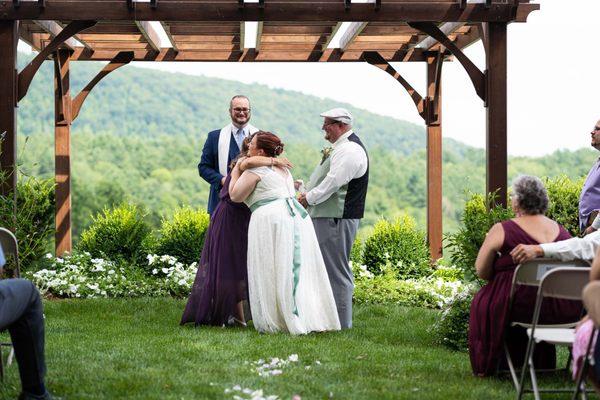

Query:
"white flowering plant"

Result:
[[352, 259, 469, 309], [25, 251, 196, 298]]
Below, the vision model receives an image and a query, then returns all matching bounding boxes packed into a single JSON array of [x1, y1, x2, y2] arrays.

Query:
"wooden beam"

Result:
[[33, 20, 80, 50], [69, 46, 429, 62], [426, 52, 443, 261], [135, 21, 162, 52], [18, 20, 97, 102], [408, 21, 485, 101], [1, 2, 540, 23], [0, 21, 18, 209], [72, 51, 134, 120], [338, 22, 367, 52], [255, 21, 263, 51], [485, 22, 507, 207], [160, 22, 178, 51], [416, 22, 463, 51], [362, 51, 426, 120], [54, 49, 72, 255]]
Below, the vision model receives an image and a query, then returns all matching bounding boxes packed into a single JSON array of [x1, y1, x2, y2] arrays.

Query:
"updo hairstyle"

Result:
[[511, 175, 549, 215], [253, 131, 285, 157]]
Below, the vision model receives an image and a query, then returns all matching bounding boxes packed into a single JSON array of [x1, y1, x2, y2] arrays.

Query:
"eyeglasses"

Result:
[[232, 107, 251, 113], [322, 120, 339, 127]]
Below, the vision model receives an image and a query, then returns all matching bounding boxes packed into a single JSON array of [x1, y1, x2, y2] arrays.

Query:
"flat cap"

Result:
[[320, 107, 353, 125]]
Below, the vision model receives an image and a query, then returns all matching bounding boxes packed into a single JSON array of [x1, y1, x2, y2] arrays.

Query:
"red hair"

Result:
[[253, 131, 284, 157]]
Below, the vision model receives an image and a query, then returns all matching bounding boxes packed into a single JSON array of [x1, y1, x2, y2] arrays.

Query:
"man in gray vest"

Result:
[[297, 107, 369, 329]]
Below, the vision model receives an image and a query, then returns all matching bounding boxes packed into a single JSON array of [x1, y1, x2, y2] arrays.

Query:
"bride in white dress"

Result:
[[229, 131, 341, 335]]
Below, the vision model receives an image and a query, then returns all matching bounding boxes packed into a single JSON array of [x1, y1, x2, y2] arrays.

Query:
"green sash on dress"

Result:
[[250, 197, 307, 316]]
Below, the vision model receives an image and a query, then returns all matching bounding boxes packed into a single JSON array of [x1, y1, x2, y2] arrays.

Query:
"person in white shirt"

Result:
[[510, 230, 600, 263], [297, 108, 369, 329]]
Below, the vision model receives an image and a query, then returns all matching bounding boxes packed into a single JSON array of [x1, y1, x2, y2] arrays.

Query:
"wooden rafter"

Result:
[[135, 21, 162, 52], [338, 22, 368, 52], [33, 20, 80, 50], [3, 2, 539, 23], [18, 20, 97, 102]]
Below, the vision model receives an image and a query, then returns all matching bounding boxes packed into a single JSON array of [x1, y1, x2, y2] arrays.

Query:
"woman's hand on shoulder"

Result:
[[274, 157, 293, 169]]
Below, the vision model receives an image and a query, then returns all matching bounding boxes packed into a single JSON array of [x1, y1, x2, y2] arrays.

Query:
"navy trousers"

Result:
[[0, 279, 46, 393]]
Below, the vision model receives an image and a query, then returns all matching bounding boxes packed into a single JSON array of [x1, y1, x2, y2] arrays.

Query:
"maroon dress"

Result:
[[468, 219, 582, 376], [180, 175, 251, 326]]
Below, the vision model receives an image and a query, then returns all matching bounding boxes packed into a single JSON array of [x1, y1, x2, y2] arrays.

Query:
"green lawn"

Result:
[[0, 299, 574, 399]]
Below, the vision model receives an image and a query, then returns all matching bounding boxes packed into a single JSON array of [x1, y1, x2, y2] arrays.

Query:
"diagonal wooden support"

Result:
[[362, 51, 427, 121], [408, 21, 485, 101], [72, 51, 134, 120], [18, 20, 96, 102]]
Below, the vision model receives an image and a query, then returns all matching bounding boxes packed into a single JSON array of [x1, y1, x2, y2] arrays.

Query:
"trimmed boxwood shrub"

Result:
[[155, 206, 210, 266], [78, 202, 152, 266], [363, 214, 431, 280]]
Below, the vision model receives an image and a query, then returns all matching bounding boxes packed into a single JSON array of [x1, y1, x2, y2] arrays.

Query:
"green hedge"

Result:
[[363, 214, 431, 280]]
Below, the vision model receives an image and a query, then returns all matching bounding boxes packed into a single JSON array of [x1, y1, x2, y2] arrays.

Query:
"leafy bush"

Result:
[[363, 214, 431, 279], [544, 175, 584, 237], [0, 172, 55, 271], [432, 289, 475, 351], [77, 202, 152, 266], [350, 234, 363, 265], [444, 192, 513, 284], [155, 206, 210, 266], [353, 260, 468, 309]]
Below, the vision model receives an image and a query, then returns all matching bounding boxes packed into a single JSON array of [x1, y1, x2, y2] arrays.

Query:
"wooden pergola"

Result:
[[0, 0, 539, 260]]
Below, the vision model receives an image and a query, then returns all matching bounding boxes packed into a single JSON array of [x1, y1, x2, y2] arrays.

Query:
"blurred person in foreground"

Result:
[[0, 242, 50, 399]]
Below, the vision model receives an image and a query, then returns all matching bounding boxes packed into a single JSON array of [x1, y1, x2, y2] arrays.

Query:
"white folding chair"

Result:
[[504, 259, 590, 390], [0, 227, 20, 381], [517, 267, 591, 400]]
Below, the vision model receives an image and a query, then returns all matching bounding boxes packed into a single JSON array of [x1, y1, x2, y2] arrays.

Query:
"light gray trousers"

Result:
[[312, 218, 359, 329]]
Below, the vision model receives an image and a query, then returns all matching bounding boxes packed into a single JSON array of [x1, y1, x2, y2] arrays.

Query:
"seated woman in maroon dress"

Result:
[[469, 175, 582, 376], [180, 138, 292, 327]]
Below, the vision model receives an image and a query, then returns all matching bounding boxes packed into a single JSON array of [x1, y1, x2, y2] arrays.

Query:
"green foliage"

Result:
[[0, 172, 55, 271], [444, 192, 513, 284], [349, 234, 363, 265], [363, 214, 431, 279], [432, 289, 475, 351], [155, 206, 210, 266], [543, 175, 584, 236], [77, 202, 152, 265]]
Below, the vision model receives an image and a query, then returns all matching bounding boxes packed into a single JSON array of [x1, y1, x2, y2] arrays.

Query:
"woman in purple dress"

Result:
[[181, 138, 292, 327], [469, 175, 582, 376]]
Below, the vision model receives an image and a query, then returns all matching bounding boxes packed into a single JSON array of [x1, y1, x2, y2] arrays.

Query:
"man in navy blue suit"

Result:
[[198, 95, 259, 215]]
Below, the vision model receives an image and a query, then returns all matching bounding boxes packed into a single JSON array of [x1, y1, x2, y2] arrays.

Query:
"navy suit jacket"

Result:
[[198, 129, 241, 215]]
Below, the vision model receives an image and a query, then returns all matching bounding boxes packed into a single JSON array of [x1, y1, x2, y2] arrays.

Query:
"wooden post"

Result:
[[54, 50, 73, 255], [485, 22, 508, 207], [426, 53, 443, 261], [0, 21, 18, 219]]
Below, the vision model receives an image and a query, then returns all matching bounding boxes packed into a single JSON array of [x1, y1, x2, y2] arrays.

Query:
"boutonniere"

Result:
[[320, 146, 333, 164]]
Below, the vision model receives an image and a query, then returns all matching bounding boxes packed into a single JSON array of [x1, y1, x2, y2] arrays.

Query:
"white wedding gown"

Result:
[[244, 166, 341, 334]]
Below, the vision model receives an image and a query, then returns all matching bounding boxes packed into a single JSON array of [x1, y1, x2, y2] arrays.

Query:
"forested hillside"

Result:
[[14, 52, 597, 241]]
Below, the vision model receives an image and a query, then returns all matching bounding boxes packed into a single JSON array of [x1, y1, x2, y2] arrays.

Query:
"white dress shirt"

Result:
[[306, 130, 368, 206], [540, 230, 600, 261]]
